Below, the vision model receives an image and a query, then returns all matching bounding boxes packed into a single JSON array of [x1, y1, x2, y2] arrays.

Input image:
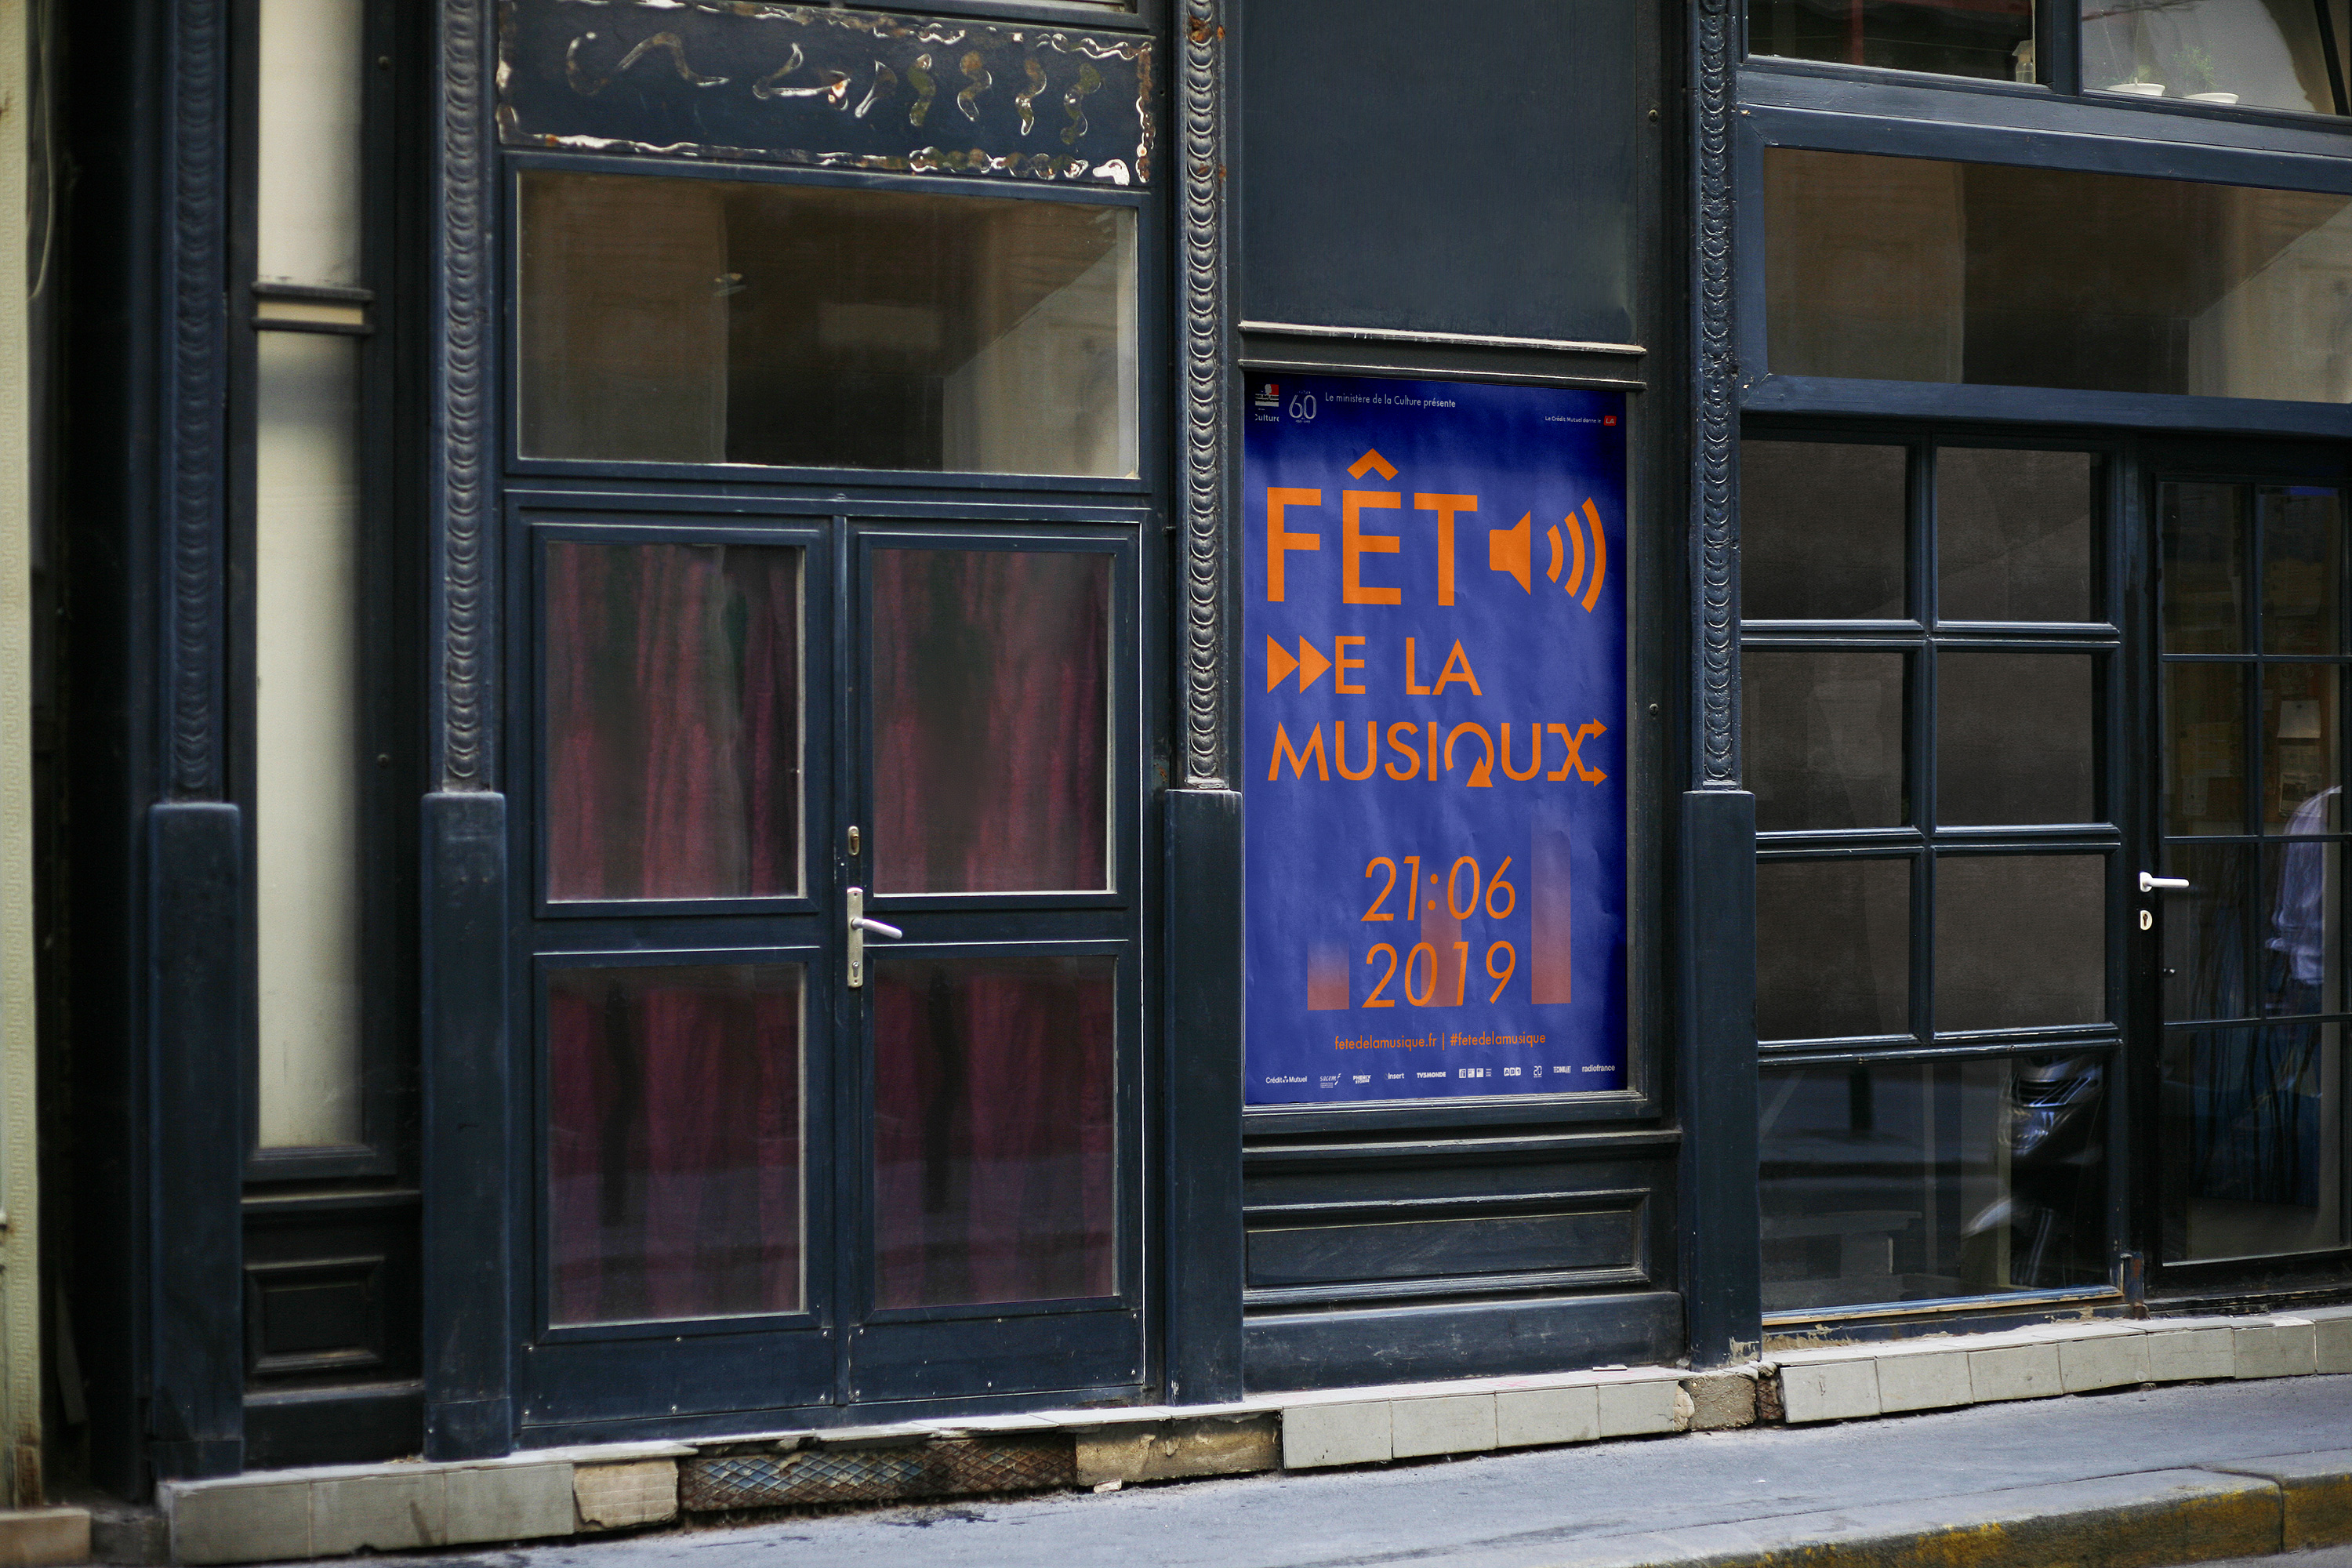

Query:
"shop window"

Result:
[[518, 172, 1139, 477], [1765, 149, 2352, 403], [1746, 430, 2118, 1312]]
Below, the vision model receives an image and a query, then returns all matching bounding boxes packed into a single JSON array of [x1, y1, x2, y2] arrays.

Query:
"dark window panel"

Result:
[[1750, 0, 2031, 79], [2161, 1023, 2346, 1261], [2166, 661, 2250, 836], [2164, 842, 2258, 1023], [1936, 855, 2107, 1031], [1756, 858, 1912, 1040], [2263, 663, 2342, 830], [1741, 439, 1909, 620], [2162, 482, 2249, 655], [2263, 837, 2343, 1017], [1936, 448, 2096, 623], [1745, 649, 1908, 832], [1936, 652, 2097, 826], [2263, 486, 2344, 655]]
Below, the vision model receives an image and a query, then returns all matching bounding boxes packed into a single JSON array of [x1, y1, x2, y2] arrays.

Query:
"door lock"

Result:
[[2139, 872, 2191, 894], [845, 886, 902, 988]]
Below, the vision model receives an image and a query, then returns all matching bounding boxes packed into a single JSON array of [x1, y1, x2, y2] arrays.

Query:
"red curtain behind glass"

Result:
[[546, 542, 800, 901], [548, 967, 803, 1324], [873, 960, 1116, 1308], [870, 548, 1109, 892]]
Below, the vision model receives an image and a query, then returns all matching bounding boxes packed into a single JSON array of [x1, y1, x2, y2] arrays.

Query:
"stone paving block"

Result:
[[1495, 1385, 1599, 1449], [1281, 1401, 1390, 1469], [1390, 1394, 1497, 1458], [447, 1462, 575, 1544], [170, 1483, 314, 1567], [1873, 1348, 1972, 1413], [2060, 1331, 2151, 1393], [2236, 1319, 2320, 1378], [312, 1471, 448, 1555], [1073, 1416, 1279, 1486], [2205, 1448, 2352, 1550], [0, 1507, 90, 1568], [1969, 1342, 2063, 1403], [1595, 1377, 1680, 1436], [1778, 1359, 1879, 1424], [1679, 1369, 1756, 1430], [2145, 1326, 2236, 1382], [573, 1461, 679, 1530], [2318, 1314, 2352, 1374]]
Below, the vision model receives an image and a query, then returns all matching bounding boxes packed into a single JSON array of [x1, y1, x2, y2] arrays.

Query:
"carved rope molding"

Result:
[[168, 0, 227, 800], [1178, 0, 1227, 789], [1692, 0, 1740, 789], [437, 0, 493, 791]]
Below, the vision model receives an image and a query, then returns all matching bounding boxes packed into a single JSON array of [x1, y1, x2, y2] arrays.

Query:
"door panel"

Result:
[[2151, 466, 2351, 1272], [841, 525, 1143, 1405]]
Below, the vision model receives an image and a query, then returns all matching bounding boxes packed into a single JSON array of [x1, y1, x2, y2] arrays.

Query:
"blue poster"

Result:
[[1242, 372, 1628, 1105]]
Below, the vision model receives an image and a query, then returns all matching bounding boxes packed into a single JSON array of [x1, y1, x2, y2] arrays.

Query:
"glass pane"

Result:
[[2263, 486, 2343, 654], [255, 332, 363, 1149], [873, 548, 1111, 894], [2084, 0, 2346, 113], [1749, 0, 2033, 79], [2165, 843, 2257, 1022], [257, 0, 361, 288], [2161, 1023, 2345, 1260], [545, 542, 803, 902], [548, 964, 805, 1325], [2265, 836, 2343, 1016], [1756, 858, 1911, 1040], [2264, 662, 2341, 829], [873, 956, 1116, 1308], [2167, 662, 2250, 834], [1936, 652, 2096, 826], [1740, 440, 1908, 620], [1759, 1053, 2109, 1312], [1766, 149, 2352, 402], [1936, 855, 2107, 1031], [1744, 650, 1907, 831], [2162, 482, 2249, 654], [520, 172, 1138, 476], [1936, 448, 2096, 623]]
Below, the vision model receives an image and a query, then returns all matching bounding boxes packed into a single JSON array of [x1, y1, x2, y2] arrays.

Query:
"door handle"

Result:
[[2139, 872, 2191, 894], [845, 886, 902, 989]]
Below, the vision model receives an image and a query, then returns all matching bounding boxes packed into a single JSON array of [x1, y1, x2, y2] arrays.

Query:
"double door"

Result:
[[517, 511, 1144, 1431]]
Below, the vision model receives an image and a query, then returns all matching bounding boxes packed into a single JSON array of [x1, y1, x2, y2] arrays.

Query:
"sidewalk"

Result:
[[375, 1373, 2352, 1568]]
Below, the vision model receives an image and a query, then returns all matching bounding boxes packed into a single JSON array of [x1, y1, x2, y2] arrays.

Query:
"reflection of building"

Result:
[[13, 0, 2352, 1549]]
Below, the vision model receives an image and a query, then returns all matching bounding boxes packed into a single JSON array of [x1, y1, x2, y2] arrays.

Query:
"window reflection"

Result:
[[1760, 1054, 2109, 1312], [1749, 0, 2034, 81], [2083, 0, 2350, 112]]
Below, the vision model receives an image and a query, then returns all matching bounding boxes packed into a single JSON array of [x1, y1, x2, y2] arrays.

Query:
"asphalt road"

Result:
[[385, 1374, 2352, 1568]]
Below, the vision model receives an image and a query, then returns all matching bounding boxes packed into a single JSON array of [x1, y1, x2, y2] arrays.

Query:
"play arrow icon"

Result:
[[1265, 635, 1297, 692], [1265, 634, 1333, 692]]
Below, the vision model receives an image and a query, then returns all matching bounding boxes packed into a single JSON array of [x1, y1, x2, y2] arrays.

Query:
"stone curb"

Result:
[[1512, 1450, 2352, 1568], [151, 1306, 2352, 1565]]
